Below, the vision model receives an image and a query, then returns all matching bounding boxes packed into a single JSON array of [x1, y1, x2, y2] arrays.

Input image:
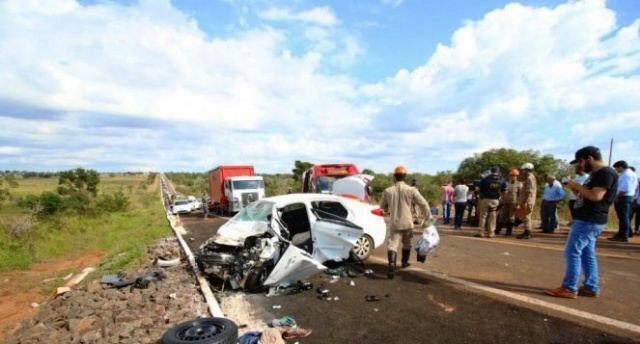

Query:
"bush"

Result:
[[18, 192, 65, 215], [96, 190, 131, 212]]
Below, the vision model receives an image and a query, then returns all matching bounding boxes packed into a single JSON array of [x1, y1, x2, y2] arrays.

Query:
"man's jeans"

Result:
[[454, 202, 466, 228], [614, 196, 634, 239], [442, 201, 452, 224], [541, 200, 559, 232], [562, 220, 605, 293]]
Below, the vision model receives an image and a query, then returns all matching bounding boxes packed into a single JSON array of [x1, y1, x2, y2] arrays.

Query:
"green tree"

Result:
[[57, 168, 100, 197], [261, 174, 297, 196], [291, 160, 314, 182], [456, 148, 560, 186]]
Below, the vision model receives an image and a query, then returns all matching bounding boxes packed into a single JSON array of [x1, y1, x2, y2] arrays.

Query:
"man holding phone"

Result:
[[546, 146, 618, 299]]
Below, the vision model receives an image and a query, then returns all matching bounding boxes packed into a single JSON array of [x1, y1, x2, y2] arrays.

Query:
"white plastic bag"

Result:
[[414, 225, 439, 262]]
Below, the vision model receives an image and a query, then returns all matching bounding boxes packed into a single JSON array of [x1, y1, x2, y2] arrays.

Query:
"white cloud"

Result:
[[258, 6, 340, 26], [364, 0, 640, 167], [381, 0, 404, 7], [0, 0, 638, 173]]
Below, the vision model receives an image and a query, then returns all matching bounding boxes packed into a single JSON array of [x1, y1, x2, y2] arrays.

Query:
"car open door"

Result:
[[263, 245, 327, 287], [310, 208, 364, 262]]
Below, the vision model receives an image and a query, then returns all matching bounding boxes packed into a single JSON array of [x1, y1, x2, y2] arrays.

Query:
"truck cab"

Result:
[[208, 165, 265, 215], [224, 176, 265, 213]]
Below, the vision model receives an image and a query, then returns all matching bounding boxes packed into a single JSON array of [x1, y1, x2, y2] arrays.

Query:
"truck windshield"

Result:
[[316, 176, 337, 193], [232, 180, 264, 190], [234, 201, 274, 222]]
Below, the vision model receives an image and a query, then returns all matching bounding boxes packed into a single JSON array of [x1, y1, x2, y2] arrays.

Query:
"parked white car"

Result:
[[196, 193, 386, 290], [171, 199, 192, 214], [187, 196, 203, 211]]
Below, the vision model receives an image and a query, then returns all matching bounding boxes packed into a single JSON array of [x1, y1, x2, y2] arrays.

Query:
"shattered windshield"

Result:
[[233, 201, 274, 222], [233, 179, 265, 190]]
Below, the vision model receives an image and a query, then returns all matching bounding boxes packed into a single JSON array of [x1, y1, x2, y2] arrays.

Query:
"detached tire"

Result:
[[162, 317, 238, 344]]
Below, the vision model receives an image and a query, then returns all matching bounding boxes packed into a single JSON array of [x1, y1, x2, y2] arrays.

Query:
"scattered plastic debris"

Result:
[[272, 315, 296, 327], [272, 305, 282, 309], [501, 252, 511, 256], [349, 280, 355, 287], [365, 295, 381, 302], [333, 297, 339, 301]]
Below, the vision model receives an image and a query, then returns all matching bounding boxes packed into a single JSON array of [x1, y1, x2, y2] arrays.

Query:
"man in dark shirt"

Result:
[[474, 166, 508, 238], [545, 146, 618, 299]]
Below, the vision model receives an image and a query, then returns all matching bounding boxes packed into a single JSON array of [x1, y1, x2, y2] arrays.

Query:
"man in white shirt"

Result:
[[609, 160, 638, 242]]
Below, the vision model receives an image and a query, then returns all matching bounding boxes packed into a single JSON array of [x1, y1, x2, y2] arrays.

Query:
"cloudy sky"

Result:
[[1, 0, 639, 174]]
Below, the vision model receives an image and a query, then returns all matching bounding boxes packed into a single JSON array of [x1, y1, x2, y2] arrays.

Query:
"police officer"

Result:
[[379, 166, 431, 279], [496, 169, 522, 236], [475, 166, 508, 238]]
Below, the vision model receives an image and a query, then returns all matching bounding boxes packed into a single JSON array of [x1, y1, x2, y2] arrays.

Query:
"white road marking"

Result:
[[370, 256, 640, 336]]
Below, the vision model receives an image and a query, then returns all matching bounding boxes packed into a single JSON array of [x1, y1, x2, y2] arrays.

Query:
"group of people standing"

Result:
[[378, 145, 635, 299]]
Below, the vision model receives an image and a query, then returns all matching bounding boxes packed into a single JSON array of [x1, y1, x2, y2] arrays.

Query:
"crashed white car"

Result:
[[196, 194, 386, 291]]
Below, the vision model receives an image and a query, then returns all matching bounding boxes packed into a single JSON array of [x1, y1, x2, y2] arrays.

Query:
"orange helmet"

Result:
[[509, 169, 520, 176], [393, 166, 407, 174]]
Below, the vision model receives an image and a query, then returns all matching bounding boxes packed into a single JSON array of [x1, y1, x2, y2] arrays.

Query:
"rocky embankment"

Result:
[[3, 237, 210, 344]]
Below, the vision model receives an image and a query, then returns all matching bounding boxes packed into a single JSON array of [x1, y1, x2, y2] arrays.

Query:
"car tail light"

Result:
[[371, 208, 384, 216]]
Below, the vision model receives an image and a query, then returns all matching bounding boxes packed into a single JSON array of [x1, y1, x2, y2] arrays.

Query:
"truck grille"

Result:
[[242, 192, 259, 206]]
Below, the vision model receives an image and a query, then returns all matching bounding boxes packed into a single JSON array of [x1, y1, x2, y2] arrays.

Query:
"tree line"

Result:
[[165, 148, 567, 203]]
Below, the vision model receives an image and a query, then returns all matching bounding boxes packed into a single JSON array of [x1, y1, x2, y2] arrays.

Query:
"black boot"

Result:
[[495, 222, 504, 235], [401, 249, 411, 268], [505, 222, 513, 236], [516, 230, 531, 239], [387, 250, 397, 279]]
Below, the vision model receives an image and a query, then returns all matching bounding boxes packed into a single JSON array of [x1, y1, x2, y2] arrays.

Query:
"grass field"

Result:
[[0, 174, 172, 272]]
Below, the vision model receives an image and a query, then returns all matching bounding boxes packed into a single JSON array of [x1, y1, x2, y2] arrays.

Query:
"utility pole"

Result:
[[608, 138, 613, 166]]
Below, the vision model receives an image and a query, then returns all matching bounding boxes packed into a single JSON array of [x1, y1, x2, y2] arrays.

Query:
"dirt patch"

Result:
[[0, 250, 106, 339]]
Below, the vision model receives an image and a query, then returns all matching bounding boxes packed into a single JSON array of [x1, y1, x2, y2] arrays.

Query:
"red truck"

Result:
[[208, 165, 266, 215], [301, 163, 360, 194]]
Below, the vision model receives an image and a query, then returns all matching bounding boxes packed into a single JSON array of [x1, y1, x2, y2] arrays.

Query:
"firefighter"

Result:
[[496, 169, 522, 236], [378, 166, 431, 279]]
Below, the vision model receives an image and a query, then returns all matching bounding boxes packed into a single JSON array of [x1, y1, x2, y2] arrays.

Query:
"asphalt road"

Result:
[[178, 212, 640, 343]]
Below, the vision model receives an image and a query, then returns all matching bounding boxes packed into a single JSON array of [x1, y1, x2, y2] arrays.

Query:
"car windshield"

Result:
[[234, 201, 274, 222], [232, 179, 265, 190], [175, 200, 189, 205], [316, 176, 337, 193]]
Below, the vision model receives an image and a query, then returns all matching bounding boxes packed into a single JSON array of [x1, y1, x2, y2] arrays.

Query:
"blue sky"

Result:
[[0, 0, 639, 174]]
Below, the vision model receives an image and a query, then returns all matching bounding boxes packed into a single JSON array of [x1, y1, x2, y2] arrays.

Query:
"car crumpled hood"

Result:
[[212, 220, 270, 246]]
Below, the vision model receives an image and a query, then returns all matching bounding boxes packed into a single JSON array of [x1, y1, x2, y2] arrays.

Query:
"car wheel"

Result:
[[352, 234, 374, 261], [161, 317, 238, 344]]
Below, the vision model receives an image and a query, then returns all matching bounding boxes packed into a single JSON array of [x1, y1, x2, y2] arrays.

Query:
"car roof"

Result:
[[262, 193, 364, 207]]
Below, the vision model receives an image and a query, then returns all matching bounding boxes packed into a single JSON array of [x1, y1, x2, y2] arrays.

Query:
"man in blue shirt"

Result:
[[541, 175, 566, 233], [609, 161, 638, 242]]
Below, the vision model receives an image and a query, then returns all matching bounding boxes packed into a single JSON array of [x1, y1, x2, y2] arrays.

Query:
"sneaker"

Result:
[[545, 286, 577, 299], [578, 286, 600, 298], [281, 327, 312, 340], [516, 232, 531, 239], [474, 233, 484, 238]]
